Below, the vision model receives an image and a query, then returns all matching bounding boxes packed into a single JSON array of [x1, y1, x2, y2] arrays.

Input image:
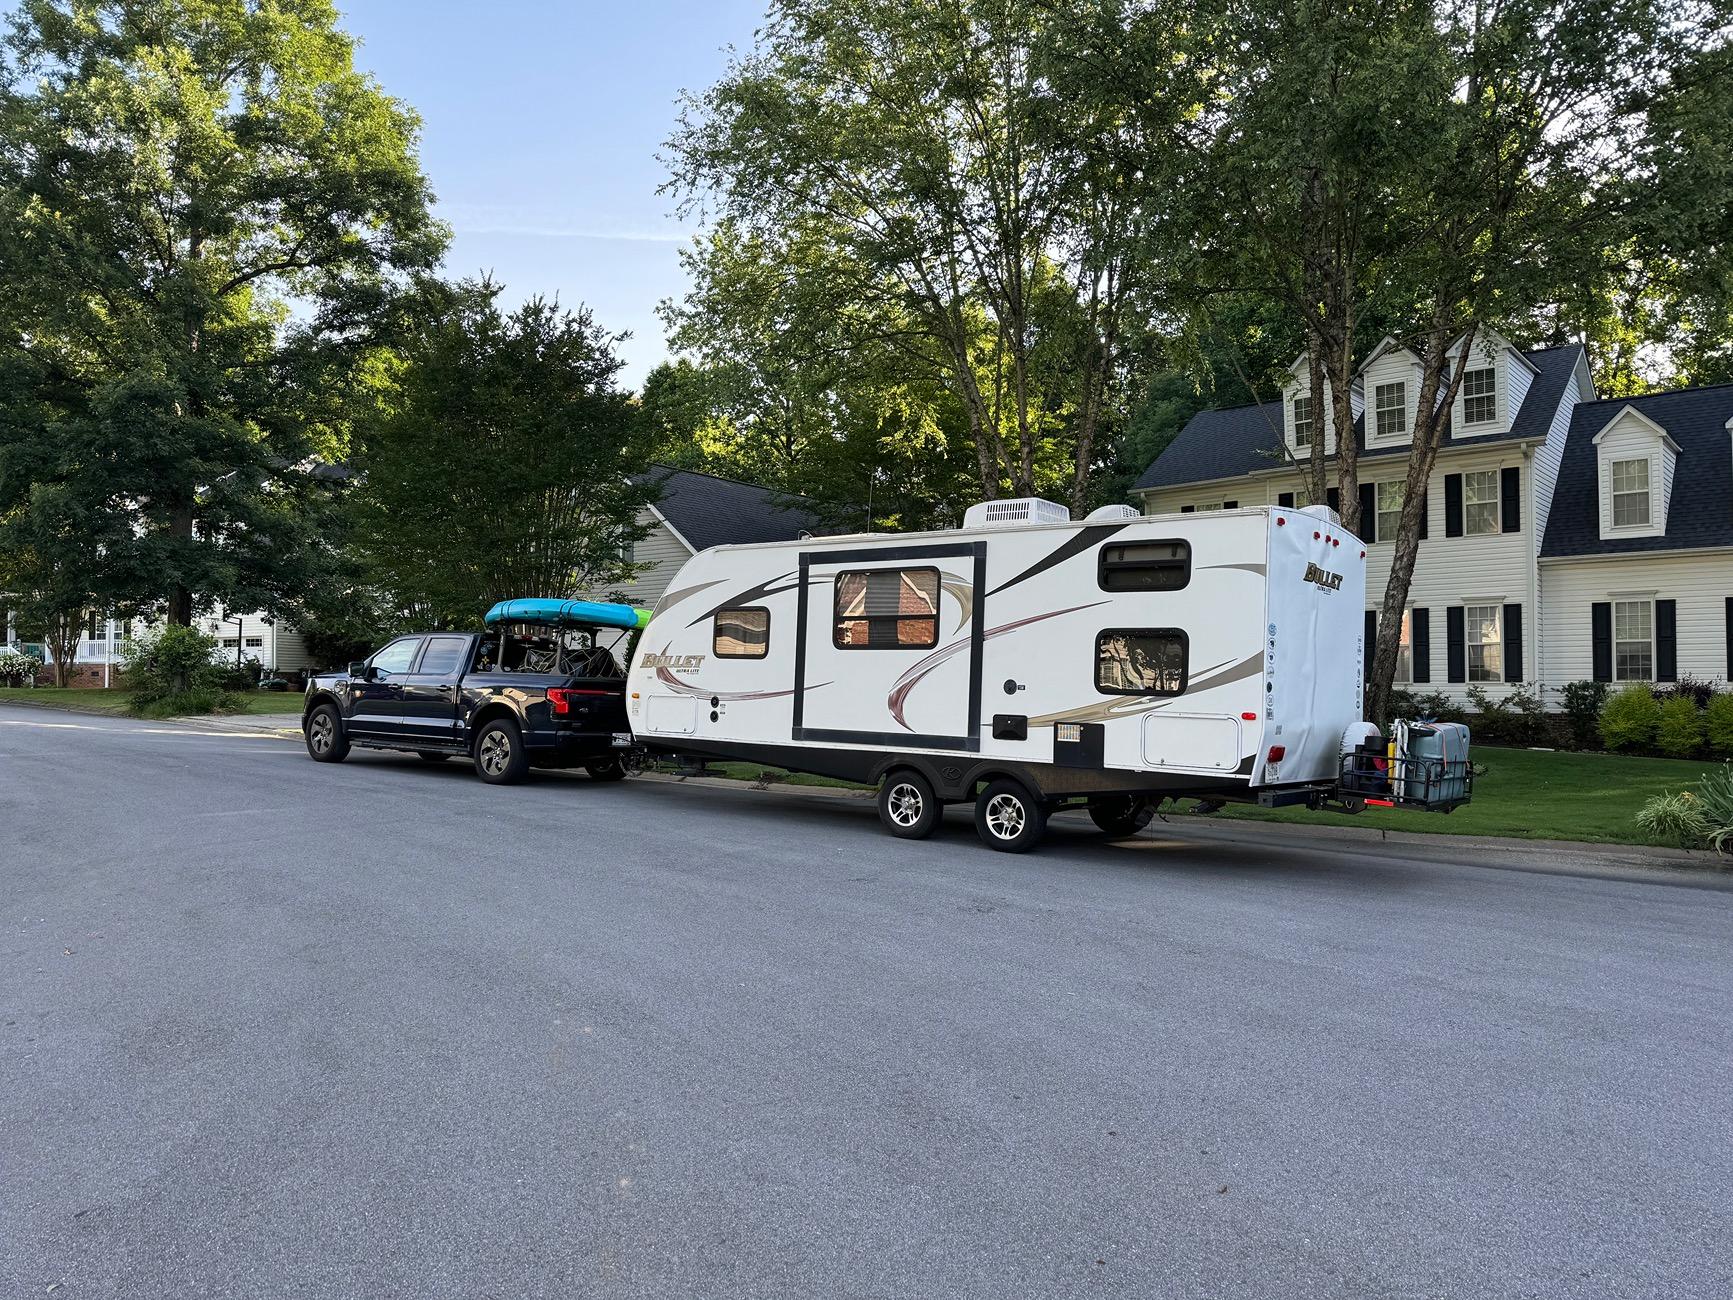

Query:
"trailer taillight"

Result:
[[1266, 745, 1286, 762]]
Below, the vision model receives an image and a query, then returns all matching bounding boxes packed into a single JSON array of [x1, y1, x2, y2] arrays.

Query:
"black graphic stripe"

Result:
[[985, 522, 1130, 598]]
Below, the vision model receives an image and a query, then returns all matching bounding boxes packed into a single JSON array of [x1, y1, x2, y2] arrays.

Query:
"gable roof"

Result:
[[641, 465, 824, 553], [1135, 344, 1587, 491], [1539, 384, 1733, 558]]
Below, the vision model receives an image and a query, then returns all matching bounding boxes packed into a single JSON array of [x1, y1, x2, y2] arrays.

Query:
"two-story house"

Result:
[[1134, 335, 1733, 704]]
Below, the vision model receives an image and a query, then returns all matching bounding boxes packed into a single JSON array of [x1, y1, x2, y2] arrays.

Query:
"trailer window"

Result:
[[1098, 540, 1190, 592], [714, 607, 770, 658], [834, 568, 940, 649], [1095, 629, 1187, 695]]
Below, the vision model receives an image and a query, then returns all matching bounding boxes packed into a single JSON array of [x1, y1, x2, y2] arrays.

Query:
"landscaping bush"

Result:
[[1558, 680, 1609, 748], [1599, 684, 1661, 751], [1655, 674, 1720, 709], [1634, 791, 1710, 849], [121, 625, 244, 715], [1390, 689, 1465, 724], [1707, 694, 1733, 758], [0, 648, 42, 687], [1656, 696, 1705, 758], [211, 655, 263, 691], [1466, 683, 1548, 747], [1694, 764, 1733, 855]]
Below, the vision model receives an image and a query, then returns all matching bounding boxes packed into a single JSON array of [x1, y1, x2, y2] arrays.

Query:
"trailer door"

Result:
[[794, 542, 985, 751]]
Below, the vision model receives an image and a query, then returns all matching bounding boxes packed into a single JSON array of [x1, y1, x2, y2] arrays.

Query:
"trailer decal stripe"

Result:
[[983, 522, 1131, 598]]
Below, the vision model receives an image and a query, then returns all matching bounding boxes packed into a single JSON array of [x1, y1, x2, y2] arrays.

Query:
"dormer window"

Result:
[[1374, 382, 1407, 438], [1462, 368, 1497, 425], [1610, 458, 1651, 527], [1292, 393, 1315, 448]]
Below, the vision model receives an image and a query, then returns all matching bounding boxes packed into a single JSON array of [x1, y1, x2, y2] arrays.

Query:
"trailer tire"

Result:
[[878, 768, 940, 839], [473, 718, 528, 785], [304, 704, 349, 763], [1088, 795, 1157, 837], [974, 778, 1046, 853]]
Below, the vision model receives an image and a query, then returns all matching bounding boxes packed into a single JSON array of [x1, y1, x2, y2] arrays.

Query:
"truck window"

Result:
[[834, 568, 940, 649], [1098, 540, 1189, 592], [1095, 629, 1187, 695], [715, 607, 770, 658], [416, 636, 468, 677], [369, 638, 422, 679]]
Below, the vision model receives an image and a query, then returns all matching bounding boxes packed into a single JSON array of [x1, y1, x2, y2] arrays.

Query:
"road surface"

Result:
[[3, 706, 1730, 1298]]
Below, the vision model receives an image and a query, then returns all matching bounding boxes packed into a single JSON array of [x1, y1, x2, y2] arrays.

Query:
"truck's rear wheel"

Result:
[[586, 758, 628, 782], [974, 779, 1046, 853], [1088, 795, 1157, 837], [417, 751, 452, 764], [473, 718, 528, 785], [304, 704, 349, 763], [878, 768, 940, 839]]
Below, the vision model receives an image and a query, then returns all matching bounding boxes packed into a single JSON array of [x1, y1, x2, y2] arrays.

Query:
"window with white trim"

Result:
[[1376, 481, 1404, 543], [1292, 393, 1315, 448], [1374, 382, 1407, 438], [1462, 368, 1497, 425], [1610, 458, 1651, 528], [1465, 605, 1502, 682], [1395, 609, 1414, 683], [1614, 599, 1654, 681], [1463, 470, 1500, 535]]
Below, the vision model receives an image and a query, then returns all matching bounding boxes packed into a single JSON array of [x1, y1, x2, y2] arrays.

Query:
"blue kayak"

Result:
[[483, 598, 652, 631]]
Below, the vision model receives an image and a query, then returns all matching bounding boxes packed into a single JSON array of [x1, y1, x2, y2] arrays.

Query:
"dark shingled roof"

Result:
[[1135, 344, 1587, 490], [1539, 384, 1733, 558], [643, 465, 824, 553]]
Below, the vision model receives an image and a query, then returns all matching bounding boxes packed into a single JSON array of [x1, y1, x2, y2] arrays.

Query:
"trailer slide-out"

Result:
[[626, 497, 1470, 852]]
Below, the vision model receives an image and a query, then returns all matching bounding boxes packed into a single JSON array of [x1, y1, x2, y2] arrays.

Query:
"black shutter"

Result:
[[1278, 491, 1295, 507], [1591, 602, 1612, 682], [1419, 490, 1429, 540], [1412, 608, 1431, 683], [1365, 609, 1377, 657], [1726, 597, 1733, 680], [1500, 466, 1521, 533], [1503, 604, 1524, 682], [1222, 500, 1238, 509], [1446, 606, 1466, 683], [1656, 599, 1677, 682], [1326, 486, 1340, 515], [1180, 505, 1195, 513], [1358, 482, 1377, 542], [1444, 474, 1463, 537]]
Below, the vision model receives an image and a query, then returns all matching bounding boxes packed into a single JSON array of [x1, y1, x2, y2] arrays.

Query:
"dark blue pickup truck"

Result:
[[300, 622, 636, 785]]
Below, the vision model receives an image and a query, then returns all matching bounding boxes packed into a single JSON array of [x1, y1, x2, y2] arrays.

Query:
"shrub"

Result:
[[1599, 684, 1660, 751], [1634, 792, 1710, 849], [1466, 683, 1548, 747], [1707, 694, 1733, 758], [1558, 680, 1609, 748], [1694, 764, 1733, 855], [128, 686, 247, 719], [1656, 696, 1705, 758], [122, 625, 224, 705], [1656, 674, 1719, 709], [1393, 689, 1466, 724], [0, 649, 42, 688], [211, 655, 263, 692]]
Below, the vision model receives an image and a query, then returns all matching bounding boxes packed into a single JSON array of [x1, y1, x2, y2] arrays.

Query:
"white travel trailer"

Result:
[[627, 498, 1454, 851]]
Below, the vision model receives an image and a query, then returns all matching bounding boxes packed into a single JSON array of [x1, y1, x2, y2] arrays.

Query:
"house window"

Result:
[[1610, 458, 1651, 528], [1463, 470, 1500, 535], [1395, 609, 1414, 683], [1099, 540, 1190, 593], [221, 638, 240, 650], [1465, 605, 1502, 682], [244, 636, 264, 649], [714, 607, 771, 658], [1292, 394, 1315, 448], [1095, 629, 1187, 695], [1376, 482, 1404, 542], [1614, 599, 1654, 681], [834, 568, 939, 649], [1374, 382, 1407, 438], [1462, 368, 1497, 425]]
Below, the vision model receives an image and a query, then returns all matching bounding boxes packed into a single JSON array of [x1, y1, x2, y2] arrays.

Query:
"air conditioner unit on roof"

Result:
[[962, 497, 1071, 529]]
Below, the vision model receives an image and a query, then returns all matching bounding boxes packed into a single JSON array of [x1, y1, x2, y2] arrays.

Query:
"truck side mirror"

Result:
[[347, 661, 369, 679]]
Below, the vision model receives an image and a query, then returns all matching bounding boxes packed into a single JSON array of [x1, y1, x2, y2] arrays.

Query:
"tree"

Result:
[[0, 0, 444, 626], [350, 279, 655, 627]]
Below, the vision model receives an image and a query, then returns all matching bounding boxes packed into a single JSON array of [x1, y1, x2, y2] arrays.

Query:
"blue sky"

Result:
[[342, 0, 766, 388]]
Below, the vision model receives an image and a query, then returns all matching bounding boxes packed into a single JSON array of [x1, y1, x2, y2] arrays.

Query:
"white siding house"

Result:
[[1134, 339, 1733, 706]]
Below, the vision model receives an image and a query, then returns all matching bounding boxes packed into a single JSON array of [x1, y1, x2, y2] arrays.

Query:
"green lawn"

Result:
[[0, 687, 301, 717], [1222, 745, 1725, 847]]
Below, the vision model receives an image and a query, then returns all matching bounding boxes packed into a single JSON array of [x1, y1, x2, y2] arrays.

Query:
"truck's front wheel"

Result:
[[473, 718, 528, 785], [304, 704, 349, 763]]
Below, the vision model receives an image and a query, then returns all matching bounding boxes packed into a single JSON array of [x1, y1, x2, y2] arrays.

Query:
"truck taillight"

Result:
[[547, 687, 613, 716], [1266, 745, 1286, 763]]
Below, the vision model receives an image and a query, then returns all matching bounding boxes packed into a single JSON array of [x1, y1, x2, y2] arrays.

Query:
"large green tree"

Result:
[[350, 279, 655, 628], [0, 0, 444, 626]]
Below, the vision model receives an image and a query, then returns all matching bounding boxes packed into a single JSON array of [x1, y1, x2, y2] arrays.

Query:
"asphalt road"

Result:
[[4, 706, 1731, 1299]]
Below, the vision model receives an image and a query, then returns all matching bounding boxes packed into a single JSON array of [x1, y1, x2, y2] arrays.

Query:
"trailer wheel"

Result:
[[878, 769, 940, 839], [974, 778, 1046, 853], [1088, 795, 1156, 837], [473, 718, 528, 785]]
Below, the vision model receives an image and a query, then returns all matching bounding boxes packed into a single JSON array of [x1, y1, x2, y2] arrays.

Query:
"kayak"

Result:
[[483, 598, 652, 631]]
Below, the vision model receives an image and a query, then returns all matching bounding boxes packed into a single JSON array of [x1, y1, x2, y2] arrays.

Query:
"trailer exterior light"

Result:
[[1276, 517, 1285, 526], [1241, 711, 1258, 720], [1313, 530, 1321, 539], [1266, 745, 1286, 762]]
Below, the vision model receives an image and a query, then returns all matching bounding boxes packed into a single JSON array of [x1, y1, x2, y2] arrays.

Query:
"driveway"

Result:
[[3, 706, 1730, 1298]]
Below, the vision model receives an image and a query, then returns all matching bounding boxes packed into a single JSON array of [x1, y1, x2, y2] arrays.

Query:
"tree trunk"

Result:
[[46, 613, 80, 689]]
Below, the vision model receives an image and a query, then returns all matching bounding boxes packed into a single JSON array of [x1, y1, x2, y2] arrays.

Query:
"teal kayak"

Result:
[[483, 598, 651, 631]]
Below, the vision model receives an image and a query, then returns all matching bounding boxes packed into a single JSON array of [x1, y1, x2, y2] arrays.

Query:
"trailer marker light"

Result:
[[1360, 550, 1366, 558], [1331, 537, 1340, 547], [1266, 745, 1286, 762], [1276, 517, 1285, 526], [1241, 712, 1258, 720], [1367, 798, 1394, 808], [1313, 530, 1321, 539]]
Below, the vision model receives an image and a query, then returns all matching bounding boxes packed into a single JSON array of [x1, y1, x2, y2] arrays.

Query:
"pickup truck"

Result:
[[301, 626, 635, 784]]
